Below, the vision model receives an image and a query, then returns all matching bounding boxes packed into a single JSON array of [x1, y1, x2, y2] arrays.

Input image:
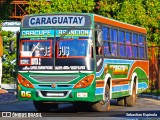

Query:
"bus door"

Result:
[[95, 24, 104, 72]]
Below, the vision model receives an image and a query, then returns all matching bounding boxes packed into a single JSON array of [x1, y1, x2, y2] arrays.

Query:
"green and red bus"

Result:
[[17, 13, 149, 112]]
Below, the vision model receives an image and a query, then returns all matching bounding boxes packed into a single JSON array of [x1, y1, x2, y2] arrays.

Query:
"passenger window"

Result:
[[126, 32, 132, 57], [132, 34, 138, 58], [110, 29, 118, 56], [138, 35, 145, 58], [119, 31, 126, 57]]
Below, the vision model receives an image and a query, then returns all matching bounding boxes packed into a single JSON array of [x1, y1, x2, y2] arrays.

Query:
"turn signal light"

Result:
[[17, 74, 35, 88], [74, 74, 94, 89]]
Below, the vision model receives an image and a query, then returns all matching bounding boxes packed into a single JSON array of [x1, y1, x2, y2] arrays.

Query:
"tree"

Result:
[[27, 0, 95, 13], [0, 0, 13, 20], [1, 30, 16, 84], [94, 0, 121, 18]]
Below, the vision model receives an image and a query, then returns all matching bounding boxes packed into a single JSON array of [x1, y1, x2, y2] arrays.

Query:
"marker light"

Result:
[[18, 74, 35, 88], [74, 74, 94, 89]]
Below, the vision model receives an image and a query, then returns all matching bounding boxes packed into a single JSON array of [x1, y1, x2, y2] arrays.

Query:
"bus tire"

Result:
[[33, 101, 58, 112], [117, 97, 125, 106], [126, 83, 137, 106], [92, 84, 110, 111]]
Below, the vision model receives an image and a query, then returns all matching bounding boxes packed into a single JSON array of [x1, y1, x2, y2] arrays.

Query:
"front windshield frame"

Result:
[[18, 27, 94, 71]]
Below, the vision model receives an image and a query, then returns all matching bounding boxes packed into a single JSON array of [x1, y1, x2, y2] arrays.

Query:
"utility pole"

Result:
[[157, 47, 160, 94]]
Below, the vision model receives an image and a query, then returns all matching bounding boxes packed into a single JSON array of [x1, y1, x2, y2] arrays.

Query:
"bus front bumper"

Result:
[[17, 84, 96, 102]]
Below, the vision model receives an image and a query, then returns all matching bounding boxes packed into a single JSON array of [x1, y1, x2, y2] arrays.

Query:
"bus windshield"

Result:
[[18, 29, 94, 71], [57, 37, 91, 58]]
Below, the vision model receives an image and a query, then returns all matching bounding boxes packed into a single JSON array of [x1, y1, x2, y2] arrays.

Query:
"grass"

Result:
[[142, 89, 160, 96]]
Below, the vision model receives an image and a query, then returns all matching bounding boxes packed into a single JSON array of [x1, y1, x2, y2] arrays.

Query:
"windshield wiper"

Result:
[[57, 26, 76, 41]]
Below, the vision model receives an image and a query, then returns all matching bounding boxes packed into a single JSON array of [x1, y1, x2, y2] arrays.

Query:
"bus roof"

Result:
[[94, 14, 146, 34], [22, 13, 146, 34]]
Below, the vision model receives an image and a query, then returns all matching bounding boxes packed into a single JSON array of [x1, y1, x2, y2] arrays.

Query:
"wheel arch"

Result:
[[103, 73, 112, 99], [130, 72, 138, 95]]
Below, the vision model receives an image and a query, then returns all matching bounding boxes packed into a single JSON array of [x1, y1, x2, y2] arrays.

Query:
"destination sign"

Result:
[[29, 15, 85, 27], [56, 30, 92, 37], [21, 30, 54, 38], [22, 14, 91, 28]]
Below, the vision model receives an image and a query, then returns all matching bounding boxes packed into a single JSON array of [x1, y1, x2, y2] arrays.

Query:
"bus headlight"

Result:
[[18, 74, 35, 88], [74, 74, 94, 89]]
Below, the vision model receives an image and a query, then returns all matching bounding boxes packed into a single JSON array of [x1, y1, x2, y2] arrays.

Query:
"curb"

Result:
[[139, 94, 160, 100]]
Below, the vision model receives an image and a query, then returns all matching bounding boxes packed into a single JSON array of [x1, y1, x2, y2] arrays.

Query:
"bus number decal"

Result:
[[21, 91, 31, 98]]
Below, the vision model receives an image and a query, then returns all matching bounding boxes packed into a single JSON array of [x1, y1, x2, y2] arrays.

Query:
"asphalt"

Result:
[[0, 89, 159, 105], [0, 89, 18, 104]]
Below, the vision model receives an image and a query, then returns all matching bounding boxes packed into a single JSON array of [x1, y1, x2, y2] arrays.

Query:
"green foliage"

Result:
[[0, 0, 13, 20], [1, 30, 16, 84], [95, 0, 121, 18], [27, 0, 95, 13]]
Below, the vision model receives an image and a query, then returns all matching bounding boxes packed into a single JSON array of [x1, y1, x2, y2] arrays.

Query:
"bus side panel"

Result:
[[95, 59, 149, 99]]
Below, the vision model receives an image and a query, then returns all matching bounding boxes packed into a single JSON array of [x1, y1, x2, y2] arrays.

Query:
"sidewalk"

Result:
[[138, 93, 160, 100], [0, 89, 18, 104]]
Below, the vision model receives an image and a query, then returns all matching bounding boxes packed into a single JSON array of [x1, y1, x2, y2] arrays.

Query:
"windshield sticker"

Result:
[[58, 46, 70, 57], [22, 66, 53, 70], [20, 58, 31, 66], [55, 66, 85, 70], [31, 58, 41, 65]]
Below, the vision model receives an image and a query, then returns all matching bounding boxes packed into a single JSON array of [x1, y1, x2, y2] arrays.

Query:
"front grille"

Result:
[[30, 75, 78, 82], [38, 84, 72, 88]]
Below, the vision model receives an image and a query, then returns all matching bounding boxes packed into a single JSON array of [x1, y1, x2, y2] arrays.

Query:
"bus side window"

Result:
[[95, 25, 103, 55]]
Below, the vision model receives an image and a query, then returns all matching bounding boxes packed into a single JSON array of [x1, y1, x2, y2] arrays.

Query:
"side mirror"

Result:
[[10, 40, 14, 54]]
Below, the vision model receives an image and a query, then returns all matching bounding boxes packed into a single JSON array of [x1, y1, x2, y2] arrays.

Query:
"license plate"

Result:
[[77, 92, 88, 97]]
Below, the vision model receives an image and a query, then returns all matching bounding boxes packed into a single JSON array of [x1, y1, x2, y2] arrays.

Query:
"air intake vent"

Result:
[[30, 75, 78, 82]]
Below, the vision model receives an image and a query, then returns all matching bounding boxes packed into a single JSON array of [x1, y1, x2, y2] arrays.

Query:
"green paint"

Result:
[[112, 91, 130, 99]]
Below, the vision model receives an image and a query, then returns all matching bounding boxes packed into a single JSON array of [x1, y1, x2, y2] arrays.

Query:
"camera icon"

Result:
[[2, 112, 11, 117]]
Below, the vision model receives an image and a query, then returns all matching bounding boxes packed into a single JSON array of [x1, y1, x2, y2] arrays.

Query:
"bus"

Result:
[[0, 35, 3, 87], [17, 13, 149, 112]]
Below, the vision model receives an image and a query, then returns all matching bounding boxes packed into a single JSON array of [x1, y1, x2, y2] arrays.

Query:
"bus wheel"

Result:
[[92, 84, 110, 111], [126, 83, 137, 106], [117, 97, 125, 106], [33, 101, 58, 112]]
